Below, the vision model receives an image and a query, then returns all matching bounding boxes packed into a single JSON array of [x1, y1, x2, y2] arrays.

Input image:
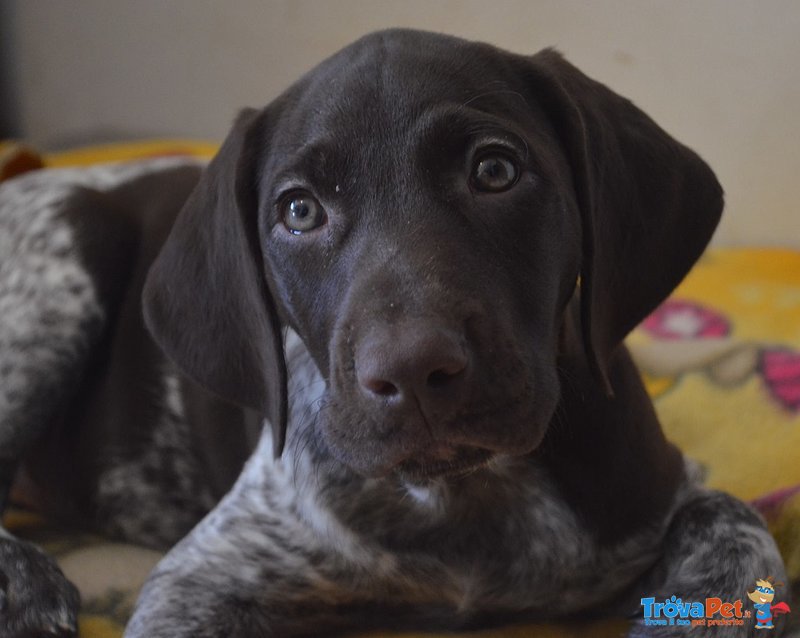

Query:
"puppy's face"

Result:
[[144, 30, 722, 483], [254, 34, 582, 478]]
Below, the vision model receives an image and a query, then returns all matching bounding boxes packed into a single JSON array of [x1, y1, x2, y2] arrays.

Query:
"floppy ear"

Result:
[[527, 50, 723, 391], [143, 108, 288, 456]]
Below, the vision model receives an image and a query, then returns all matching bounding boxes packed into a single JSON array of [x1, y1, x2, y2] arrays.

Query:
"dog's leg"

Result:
[[124, 414, 425, 638], [124, 483, 346, 637], [628, 487, 788, 637], [0, 178, 136, 637]]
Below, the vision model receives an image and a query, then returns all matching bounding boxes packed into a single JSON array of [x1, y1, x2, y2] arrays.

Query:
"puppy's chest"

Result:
[[288, 466, 663, 617]]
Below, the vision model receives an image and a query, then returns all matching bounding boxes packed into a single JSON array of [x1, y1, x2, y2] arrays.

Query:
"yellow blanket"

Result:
[[2, 141, 799, 636]]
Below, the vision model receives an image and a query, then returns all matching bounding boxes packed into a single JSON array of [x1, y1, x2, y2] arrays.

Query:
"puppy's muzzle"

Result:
[[353, 319, 494, 476]]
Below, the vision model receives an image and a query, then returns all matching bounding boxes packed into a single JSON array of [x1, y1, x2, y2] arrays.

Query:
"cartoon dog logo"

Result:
[[746, 577, 791, 629]]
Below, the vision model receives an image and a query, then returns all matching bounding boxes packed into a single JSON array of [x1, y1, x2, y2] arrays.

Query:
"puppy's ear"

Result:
[[143, 108, 288, 456], [527, 50, 723, 391]]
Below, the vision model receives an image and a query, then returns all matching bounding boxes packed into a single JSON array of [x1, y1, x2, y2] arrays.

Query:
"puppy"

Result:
[[0, 29, 786, 638]]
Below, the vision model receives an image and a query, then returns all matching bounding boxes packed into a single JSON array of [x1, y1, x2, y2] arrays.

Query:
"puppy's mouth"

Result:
[[395, 445, 494, 481]]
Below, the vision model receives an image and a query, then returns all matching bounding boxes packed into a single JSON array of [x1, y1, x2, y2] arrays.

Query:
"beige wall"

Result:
[[6, 0, 799, 247]]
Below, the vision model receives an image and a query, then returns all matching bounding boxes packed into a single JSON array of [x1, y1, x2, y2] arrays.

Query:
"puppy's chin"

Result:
[[318, 403, 553, 482], [394, 445, 495, 483]]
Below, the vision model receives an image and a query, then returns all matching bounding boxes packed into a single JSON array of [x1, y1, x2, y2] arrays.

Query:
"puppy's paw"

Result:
[[0, 537, 80, 637]]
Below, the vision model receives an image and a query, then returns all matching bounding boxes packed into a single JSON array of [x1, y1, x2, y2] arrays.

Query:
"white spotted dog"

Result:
[[0, 160, 206, 635], [0, 29, 788, 638]]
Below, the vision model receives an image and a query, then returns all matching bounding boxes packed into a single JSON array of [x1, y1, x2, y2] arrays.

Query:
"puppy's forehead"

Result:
[[275, 30, 526, 148]]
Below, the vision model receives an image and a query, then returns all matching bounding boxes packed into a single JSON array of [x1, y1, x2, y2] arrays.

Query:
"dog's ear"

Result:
[[143, 108, 288, 456], [526, 50, 723, 391]]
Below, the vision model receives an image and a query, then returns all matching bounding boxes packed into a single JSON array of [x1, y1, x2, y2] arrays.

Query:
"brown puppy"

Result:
[[0, 29, 786, 638]]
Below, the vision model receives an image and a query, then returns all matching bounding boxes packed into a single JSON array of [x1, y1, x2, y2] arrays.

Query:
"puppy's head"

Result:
[[144, 30, 722, 480]]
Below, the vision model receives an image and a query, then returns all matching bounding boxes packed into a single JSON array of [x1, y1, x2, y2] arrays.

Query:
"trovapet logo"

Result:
[[640, 595, 748, 628], [640, 577, 791, 630]]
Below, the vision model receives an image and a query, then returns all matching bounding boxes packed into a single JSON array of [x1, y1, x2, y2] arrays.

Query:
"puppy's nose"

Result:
[[355, 323, 469, 413]]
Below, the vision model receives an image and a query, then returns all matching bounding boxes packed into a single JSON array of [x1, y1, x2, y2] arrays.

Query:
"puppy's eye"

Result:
[[281, 194, 326, 234], [471, 154, 518, 192]]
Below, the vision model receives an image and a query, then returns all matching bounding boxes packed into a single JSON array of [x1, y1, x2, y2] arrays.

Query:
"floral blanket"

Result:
[[2, 141, 799, 636]]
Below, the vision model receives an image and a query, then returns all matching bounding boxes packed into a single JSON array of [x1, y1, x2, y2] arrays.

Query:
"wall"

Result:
[[4, 0, 799, 246]]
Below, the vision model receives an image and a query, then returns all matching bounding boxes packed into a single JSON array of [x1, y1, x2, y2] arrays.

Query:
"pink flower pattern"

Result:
[[641, 300, 730, 340], [642, 299, 800, 414], [760, 349, 800, 413]]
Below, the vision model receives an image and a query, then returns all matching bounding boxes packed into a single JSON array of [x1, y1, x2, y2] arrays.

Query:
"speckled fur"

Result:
[[0, 156, 201, 480], [126, 333, 787, 637], [94, 367, 217, 549], [629, 490, 788, 637], [0, 167, 106, 468], [0, 159, 203, 636]]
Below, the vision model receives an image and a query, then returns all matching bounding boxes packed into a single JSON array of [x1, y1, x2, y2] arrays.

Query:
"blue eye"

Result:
[[282, 193, 326, 234]]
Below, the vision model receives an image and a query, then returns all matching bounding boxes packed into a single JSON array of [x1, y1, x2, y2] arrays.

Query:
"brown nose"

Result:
[[355, 322, 469, 417]]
